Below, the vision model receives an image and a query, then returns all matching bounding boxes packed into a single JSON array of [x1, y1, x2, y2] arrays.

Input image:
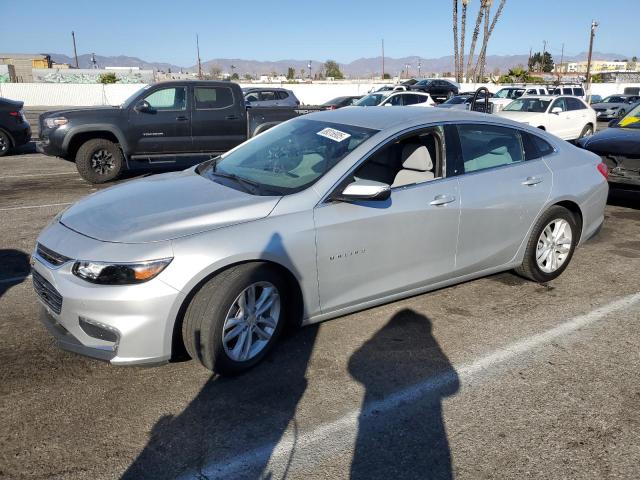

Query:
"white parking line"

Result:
[[0, 172, 76, 179], [0, 202, 72, 212], [0, 274, 31, 284], [188, 292, 640, 479]]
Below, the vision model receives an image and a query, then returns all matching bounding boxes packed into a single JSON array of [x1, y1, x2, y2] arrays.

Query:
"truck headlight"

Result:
[[72, 258, 172, 285], [44, 116, 68, 129]]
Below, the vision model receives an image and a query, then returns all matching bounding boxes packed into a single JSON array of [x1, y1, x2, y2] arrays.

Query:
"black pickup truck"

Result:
[[37, 81, 307, 183]]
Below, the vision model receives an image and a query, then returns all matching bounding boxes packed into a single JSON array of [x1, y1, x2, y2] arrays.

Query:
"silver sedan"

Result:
[[32, 107, 609, 374]]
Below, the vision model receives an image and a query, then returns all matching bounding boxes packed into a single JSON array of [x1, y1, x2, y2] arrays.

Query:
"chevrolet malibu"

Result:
[[33, 108, 609, 375]]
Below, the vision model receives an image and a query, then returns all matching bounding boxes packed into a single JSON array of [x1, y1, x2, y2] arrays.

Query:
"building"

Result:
[[562, 60, 636, 74], [0, 53, 52, 82]]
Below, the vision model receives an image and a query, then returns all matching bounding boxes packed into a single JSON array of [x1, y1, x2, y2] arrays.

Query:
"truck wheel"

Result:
[[0, 130, 11, 157], [515, 206, 578, 283], [182, 263, 287, 375], [75, 138, 124, 183]]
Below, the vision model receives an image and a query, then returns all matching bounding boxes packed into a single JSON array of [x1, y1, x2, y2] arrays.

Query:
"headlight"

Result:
[[72, 258, 172, 285], [44, 116, 68, 129]]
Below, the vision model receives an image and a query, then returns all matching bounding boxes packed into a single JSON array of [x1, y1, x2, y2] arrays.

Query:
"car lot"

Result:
[[1, 140, 639, 479]]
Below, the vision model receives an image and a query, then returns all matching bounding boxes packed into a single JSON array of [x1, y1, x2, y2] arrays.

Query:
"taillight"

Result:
[[9, 111, 19, 117], [326, 106, 336, 110], [597, 162, 609, 180]]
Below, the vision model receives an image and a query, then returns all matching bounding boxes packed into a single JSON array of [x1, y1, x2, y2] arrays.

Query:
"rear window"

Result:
[[277, 91, 289, 100], [573, 88, 585, 96], [194, 87, 234, 109]]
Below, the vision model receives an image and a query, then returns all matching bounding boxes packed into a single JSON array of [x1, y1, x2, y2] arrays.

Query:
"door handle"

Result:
[[522, 176, 543, 186], [430, 194, 456, 206], [176, 115, 188, 121], [225, 115, 240, 120]]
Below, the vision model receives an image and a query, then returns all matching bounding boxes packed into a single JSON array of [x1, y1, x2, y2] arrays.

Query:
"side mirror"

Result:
[[551, 107, 562, 114], [609, 118, 620, 127], [134, 100, 153, 113], [332, 179, 391, 202]]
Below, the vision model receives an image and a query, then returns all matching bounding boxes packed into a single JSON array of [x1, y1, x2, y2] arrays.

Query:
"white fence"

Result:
[[2, 81, 640, 107]]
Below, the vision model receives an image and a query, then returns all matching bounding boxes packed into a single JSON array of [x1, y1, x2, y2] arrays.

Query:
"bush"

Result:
[[98, 72, 118, 84]]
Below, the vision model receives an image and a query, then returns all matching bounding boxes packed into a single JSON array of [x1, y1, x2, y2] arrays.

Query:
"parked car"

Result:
[[0, 97, 31, 157], [590, 94, 640, 120], [496, 95, 597, 141], [378, 91, 436, 107], [577, 103, 640, 190], [243, 88, 300, 107], [550, 85, 585, 99], [353, 92, 392, 106], [489, 87, 526, 112], [37, 81, 305, 183], [438, 93, 492, 110], [321, 96, 362, 110], [408, 79, 459, 102], [33, 107, 608, 374], [588, 95, 603, 104]]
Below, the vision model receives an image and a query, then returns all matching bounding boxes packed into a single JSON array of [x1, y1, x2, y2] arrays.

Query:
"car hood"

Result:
[[577, 127, 640, 155], [42, 106, 122, 118], [60, 169, 281, 243], [496, 110, 542, 123]]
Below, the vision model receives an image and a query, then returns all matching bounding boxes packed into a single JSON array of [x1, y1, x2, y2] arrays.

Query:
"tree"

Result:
[[300, 68, 306, 79], [243, 73, 253, 81], [382, 73, 391, 79], [459, 0, 470, 82], [230, 72, 239, 80], [465, 0, 485, 81], [528, 51, 554, 72], [286, 67, 296, 80], [324, 60, 344, 79], [453, 0, 460, 81], [474, 0, 507, 82], [98, 72, 117, 84], [209, 65, 222, 79]]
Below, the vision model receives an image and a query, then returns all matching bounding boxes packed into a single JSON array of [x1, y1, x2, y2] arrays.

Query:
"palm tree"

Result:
[[474, 0, 507, 82], [453, 0, 460, 81], [465, 1, 485, 82], [459, 0, 470, 83]]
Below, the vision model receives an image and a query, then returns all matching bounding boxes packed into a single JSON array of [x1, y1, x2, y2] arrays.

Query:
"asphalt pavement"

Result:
[[0, 136, 638, 480]]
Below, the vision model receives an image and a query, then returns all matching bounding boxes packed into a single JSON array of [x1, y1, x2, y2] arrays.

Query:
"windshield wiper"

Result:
[[211, 170, 262, 195]]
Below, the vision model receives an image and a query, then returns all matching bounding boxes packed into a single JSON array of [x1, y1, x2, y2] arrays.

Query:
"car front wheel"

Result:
[[515, 206, 579, 283], [75, 138, 124, 183], [182, 263, 287, 375]]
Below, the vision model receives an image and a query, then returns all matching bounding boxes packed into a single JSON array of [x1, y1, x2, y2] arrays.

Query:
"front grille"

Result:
[[36, 243, 72, 267], [594, 108, 606, 113], [32, 269, 63, 314]]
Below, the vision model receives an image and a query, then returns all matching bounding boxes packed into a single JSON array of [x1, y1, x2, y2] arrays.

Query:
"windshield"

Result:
[[200, 119, 379, 194], [618, 104, 640, 128], [120, 85, 149, 108], [414, 79, 433, 86], [354, 93, 386, 106], [602, 96, 626, 103], [443, 96, 469, 105], [503, 98, 551, 113], [495, 88, 524, 99]]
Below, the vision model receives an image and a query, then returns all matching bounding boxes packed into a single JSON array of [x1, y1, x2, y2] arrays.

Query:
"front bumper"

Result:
[[36, 137, 66, 157], [32, 222, 186, 366]]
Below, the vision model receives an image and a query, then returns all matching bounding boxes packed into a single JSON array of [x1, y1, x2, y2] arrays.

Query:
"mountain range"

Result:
[[48, 51, 633, 77]]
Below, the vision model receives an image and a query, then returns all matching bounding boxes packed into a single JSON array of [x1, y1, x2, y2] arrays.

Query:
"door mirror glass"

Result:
[[334, 179, 391, 202], [551, 106, 562, 114], [134, 100, 153, 113]]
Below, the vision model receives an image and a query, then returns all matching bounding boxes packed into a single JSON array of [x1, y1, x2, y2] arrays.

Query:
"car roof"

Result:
[[302, 106, 522, 131]]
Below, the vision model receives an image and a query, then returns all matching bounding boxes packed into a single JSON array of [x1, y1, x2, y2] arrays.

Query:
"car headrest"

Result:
[[401, 144, 433, 171], [488, 146, 509, 155]]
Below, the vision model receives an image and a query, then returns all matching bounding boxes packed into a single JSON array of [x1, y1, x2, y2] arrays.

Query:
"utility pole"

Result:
[[381, 39, 385, 80], [542, 40, 547, 73], [308, 61, 312, 80], [585, 20, 598, 103], [418, 60, 422, 78], [558, 43, 565, 82], [71, 31, 79, 68], [196, 34, 202, 80]]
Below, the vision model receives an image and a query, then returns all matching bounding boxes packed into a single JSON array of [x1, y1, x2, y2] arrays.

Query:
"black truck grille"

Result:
[[32, 270, 63, 314], [37, 243, 72, 267]]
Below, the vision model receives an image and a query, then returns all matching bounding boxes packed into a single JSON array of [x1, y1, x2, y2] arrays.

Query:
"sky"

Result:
[[1, 0, 637, 66]]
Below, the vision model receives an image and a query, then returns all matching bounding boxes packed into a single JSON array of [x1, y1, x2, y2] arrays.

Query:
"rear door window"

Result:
[[457, 124, 525, 173], [566, 97, 586, 111], [522, 132, 555, 160], [260, 91, 277, 102], [277, 91, 289, 100], [194, 86, 234, 109]]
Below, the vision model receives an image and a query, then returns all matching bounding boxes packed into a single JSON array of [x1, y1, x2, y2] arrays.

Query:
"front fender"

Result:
[[62, 124, 130, 155]]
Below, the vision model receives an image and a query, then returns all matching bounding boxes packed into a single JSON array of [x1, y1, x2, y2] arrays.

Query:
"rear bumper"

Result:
[[10, 123, 32, 146]]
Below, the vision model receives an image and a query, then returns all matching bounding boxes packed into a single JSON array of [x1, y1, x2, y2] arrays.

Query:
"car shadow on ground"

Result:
[[608, 186, 639, 210]]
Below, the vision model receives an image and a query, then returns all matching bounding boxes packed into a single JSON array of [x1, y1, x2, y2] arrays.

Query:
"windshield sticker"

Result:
[[317, 127, 351, 142]]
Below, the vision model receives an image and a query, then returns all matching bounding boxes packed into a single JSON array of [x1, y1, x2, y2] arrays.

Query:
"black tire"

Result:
[[578, 124, 593, 139], [515, 206, 579, 283], [75, 138, 124, 183], [182, 263, 288, 375], [0, 130, 11, 157]]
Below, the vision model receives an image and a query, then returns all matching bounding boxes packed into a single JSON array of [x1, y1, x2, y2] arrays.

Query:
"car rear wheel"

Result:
[[579, 124, 593, 139], [515, 206, 578, 283], [0, 130, 11, 157], [182, 263, 287, 375], [75, 138, 124, 184]]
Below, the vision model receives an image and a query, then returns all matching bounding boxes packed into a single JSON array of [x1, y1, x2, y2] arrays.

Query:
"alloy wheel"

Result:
[[90, 149, 115, 175], [222, 282, 281, 362], [536, 218, 573, 273], [0, 134, 8, 152]]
